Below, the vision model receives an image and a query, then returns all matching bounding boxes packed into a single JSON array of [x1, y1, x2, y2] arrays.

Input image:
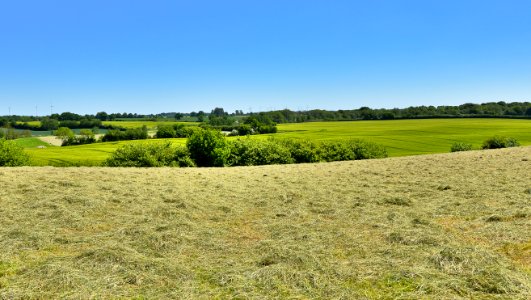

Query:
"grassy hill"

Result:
[[1, 147, 530, 298]]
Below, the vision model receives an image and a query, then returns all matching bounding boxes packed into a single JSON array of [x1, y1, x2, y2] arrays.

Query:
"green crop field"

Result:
[[102, 120, 199, 129], [271, 118, 531, 156], [25, 139, 187, 166], [22, 118, 531, 166]]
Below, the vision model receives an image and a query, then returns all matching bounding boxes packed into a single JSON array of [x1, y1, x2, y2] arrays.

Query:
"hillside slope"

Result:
[[1, 147, 530, 298]]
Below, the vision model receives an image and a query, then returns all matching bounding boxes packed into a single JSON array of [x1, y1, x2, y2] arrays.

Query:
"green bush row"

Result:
[[105, 129, 388, 167], [450, 136, 521, 152], [103, 142, 195, 167]]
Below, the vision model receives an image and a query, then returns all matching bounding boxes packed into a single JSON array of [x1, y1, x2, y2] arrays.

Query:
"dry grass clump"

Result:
[[0, 146, 530, 298]]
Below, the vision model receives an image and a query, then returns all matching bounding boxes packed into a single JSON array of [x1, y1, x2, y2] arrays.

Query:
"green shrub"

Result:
[[482, 136, 520, 149], [156, 125, 176, 138], [102, 126, 148, 142], [0, 139, 30, 166], [228, 137, 294, 166], [451, 142, 473, 152], [349, 139, 388, 159], [318, 139, 387, 162], [278, 139, 321, 163], [186, 129, 230, 167], [103, 142, 188, 167], [173, 146, 196, 167], [319, 141, 356, 161]]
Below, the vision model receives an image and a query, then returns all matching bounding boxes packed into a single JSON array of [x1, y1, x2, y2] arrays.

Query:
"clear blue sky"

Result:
[[1, 0, 530, 115]]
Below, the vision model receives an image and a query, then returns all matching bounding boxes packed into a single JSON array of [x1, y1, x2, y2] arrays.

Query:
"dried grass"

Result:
[[0, 147, 530, 298]]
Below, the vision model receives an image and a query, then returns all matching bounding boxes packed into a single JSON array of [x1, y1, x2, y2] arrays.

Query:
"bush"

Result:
[[186, 129, 230, 167], [155, 124, 195, 138], [482, 136, 520, 149], [0, 139, 30, 166], [104, 142, 194, 167], [451, 142, 473, 152], [101, 126, 148, 142], [319, 141, 356, 161], [228, 138, 294, 166], [278, 139, 321, 163], [350, 139, 388, 159], [319, 139, 388, 161], [156, 125, 176, 138]]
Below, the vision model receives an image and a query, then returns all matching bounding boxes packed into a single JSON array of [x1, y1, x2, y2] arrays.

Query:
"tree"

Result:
[[40, 118, 59, 130], [211, 107, 226, 117], [59, 112, 81, 121], [55, 127, 75, 142], [197, 111, 206, 122], [175, 113, 184, 120], [95, 111, 109, 121], [79, 129, 96, 144], [186, 129, 230, 167]]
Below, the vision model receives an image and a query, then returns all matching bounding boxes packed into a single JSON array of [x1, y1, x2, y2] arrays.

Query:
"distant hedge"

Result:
[[105, 129, 388, 167], [449, 136, 521, 152], [482, 136, 520, 149]]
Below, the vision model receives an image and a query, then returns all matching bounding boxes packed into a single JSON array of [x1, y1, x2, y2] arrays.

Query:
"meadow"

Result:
[[21, 118, 531, 166], [0, 147, 529, 298]]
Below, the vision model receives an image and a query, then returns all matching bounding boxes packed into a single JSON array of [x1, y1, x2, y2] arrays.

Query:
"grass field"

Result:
[[22, 118, 531, 166], [271, 118, 531, 156], [25, 139, 187, 166], [12, 137, 51, 148], [102, 120, 199, 129], [0, 147, 529, 298]]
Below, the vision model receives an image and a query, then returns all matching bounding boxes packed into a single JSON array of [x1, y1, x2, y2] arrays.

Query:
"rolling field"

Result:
[[0, 147, 529, 298], [272, 118, 531, 156], [22, 118, 531, 166], [12, 137, 51, 148]]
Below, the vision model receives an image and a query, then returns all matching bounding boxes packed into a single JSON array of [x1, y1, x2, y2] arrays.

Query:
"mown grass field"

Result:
[[22, 118, 531, 166], [0, 147, 529, 298]]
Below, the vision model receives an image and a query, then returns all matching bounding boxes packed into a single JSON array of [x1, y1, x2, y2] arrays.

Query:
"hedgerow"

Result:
[[103, 142, 194, 167], [105, 129, 388, 167]]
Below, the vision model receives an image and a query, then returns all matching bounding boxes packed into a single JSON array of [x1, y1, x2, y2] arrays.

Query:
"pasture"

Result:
[[22, 118, 531, 166], [0, 147, 529, 298]]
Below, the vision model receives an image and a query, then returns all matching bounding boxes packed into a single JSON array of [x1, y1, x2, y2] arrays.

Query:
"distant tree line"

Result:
[[1, 102, 529, 132], [256, 102, 531, 123]]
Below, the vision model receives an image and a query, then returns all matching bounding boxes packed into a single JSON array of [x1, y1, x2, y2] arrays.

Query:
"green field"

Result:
[[25, 139, 187, 166], [271, 118, 531, 156], [13, 137, 52, 148], [102, 120, 199, 129], [23, 118, 531, 166]]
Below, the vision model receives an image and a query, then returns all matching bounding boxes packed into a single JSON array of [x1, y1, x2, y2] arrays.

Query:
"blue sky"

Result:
[[1, 0, 530, 115]]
